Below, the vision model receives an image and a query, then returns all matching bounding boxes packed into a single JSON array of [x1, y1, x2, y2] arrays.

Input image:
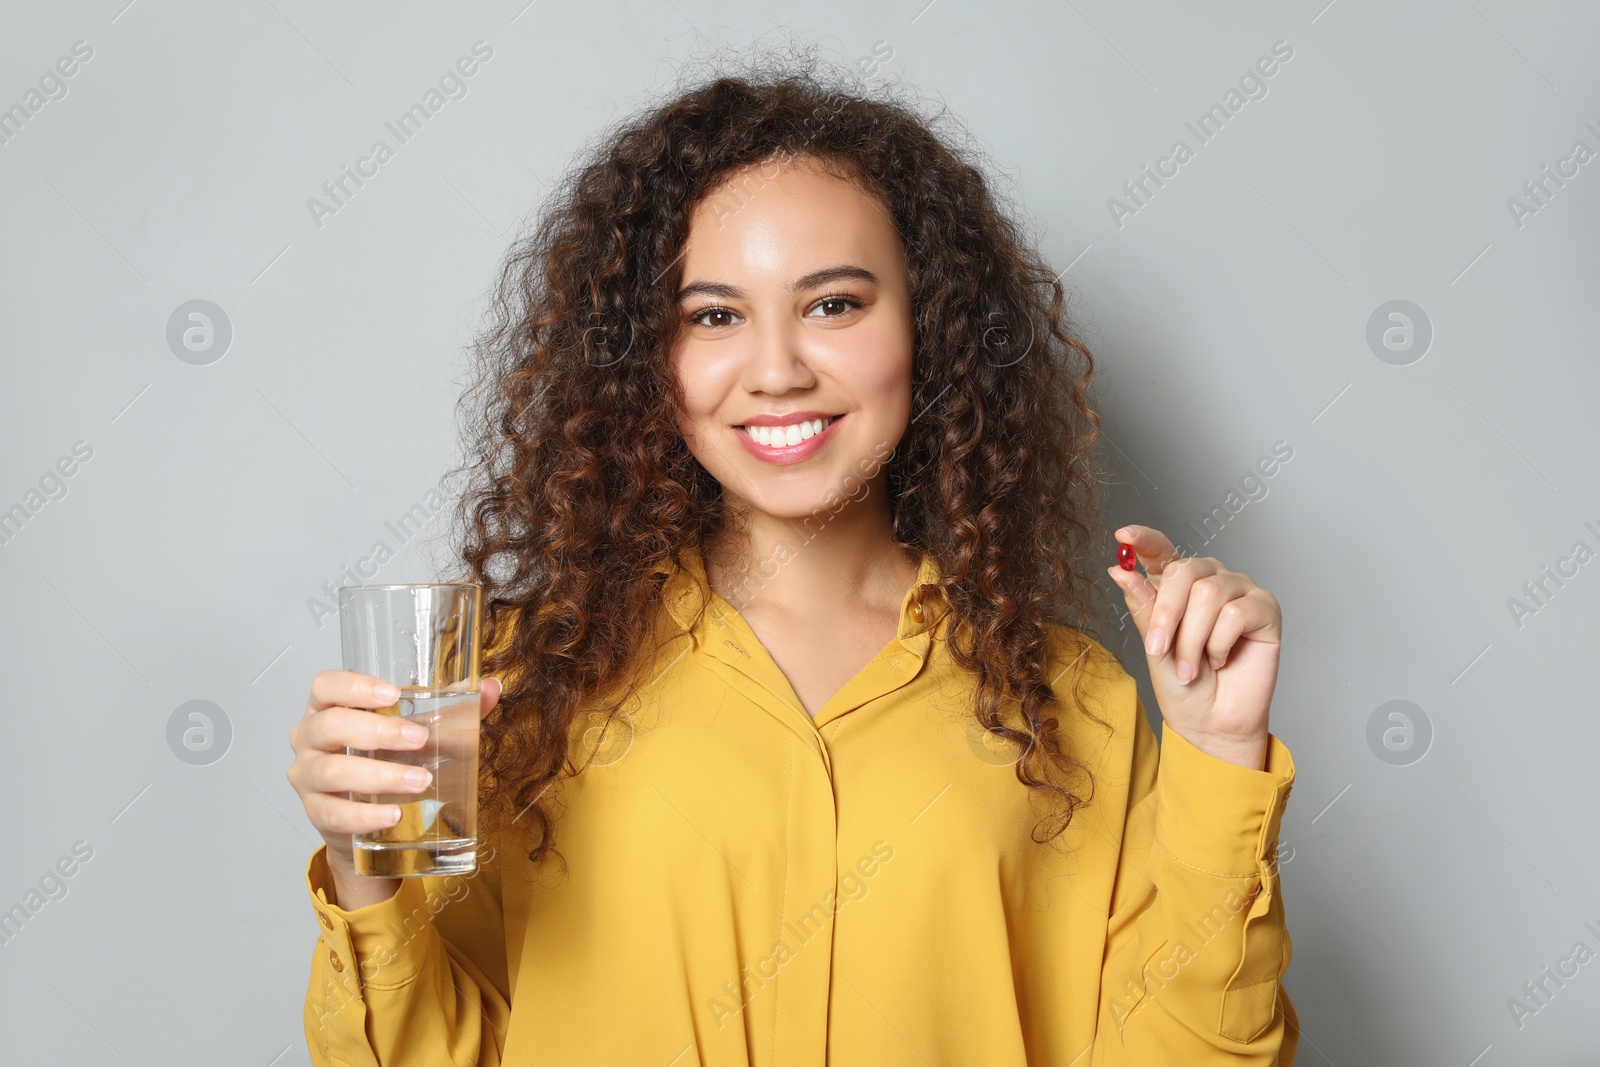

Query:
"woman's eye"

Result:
[[689, 307, 739, 328], [809, 295, 861, 318], [687, 297, 860, 328]]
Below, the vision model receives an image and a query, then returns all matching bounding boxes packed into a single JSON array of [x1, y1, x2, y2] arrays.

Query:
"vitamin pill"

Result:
[[1116, 543, 1138, 571]]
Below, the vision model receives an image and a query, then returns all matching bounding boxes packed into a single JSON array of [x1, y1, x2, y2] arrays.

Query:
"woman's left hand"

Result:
[[1106, 524, 1282, 771]]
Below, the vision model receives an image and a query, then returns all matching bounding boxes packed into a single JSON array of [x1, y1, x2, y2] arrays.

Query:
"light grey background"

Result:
[[2, 1, 1596, 1063]]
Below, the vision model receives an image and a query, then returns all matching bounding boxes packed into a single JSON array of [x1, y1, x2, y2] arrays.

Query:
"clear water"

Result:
[[350, 686, 478, 877]]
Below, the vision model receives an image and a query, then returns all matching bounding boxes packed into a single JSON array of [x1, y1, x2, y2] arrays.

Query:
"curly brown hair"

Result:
[[441, 46, 1119, 871]]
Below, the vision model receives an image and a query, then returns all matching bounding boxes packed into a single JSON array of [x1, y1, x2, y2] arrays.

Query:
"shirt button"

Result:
[[316, 911, 334, 930], [329, 949, 345, 972], [910, 603, 924, 620]]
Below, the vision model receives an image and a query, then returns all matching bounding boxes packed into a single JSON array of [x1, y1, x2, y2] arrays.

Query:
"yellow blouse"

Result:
[[302, 546, 1299, 1065]]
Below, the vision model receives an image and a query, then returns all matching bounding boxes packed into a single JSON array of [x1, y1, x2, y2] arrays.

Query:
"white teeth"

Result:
[[743, 416, 833, 447]]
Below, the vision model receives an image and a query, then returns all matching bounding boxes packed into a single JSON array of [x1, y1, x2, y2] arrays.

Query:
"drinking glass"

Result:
[[337, 583, 482, 877]]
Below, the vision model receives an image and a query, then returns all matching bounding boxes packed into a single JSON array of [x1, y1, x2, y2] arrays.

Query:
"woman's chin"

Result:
[[730, 478, 874, 526]]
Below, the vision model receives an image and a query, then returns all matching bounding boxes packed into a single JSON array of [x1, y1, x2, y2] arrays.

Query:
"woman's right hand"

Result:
[[287, 670, 503, 909]]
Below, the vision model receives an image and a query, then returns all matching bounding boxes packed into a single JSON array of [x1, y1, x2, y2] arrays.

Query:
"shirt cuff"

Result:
[[306, 843, 433, 991], [1154, 727, 1295, 879]]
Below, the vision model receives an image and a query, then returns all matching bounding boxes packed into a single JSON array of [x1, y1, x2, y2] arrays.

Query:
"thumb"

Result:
[[480, 676, 503, 719], [1107, 565, 1157, 642]]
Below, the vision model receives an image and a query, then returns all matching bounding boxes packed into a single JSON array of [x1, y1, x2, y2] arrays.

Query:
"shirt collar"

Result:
[[653, 543, 948, 642]]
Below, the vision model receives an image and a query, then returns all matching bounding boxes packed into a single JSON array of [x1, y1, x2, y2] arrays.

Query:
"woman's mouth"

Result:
[[732, 414, 844, 465], [740, 415, 837, 446]]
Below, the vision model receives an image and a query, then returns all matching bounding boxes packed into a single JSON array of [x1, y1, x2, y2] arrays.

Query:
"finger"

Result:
[[296, 705, 430, 755], [308, 669, 401, 715], [1143, 555, 1221, 658], [300, 750, 434, 797], [304, 792, 406, 836], [1204, 590, 1281, 670], [1170, 573, 1254, 682], [1113, 524, 1181, 577], [480, 676, 503, 719], [1107, 564, 1159, 644]]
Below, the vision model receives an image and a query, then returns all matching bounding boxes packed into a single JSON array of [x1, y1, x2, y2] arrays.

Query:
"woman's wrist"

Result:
[[327, 855, 403, 911], [1171, 725, 1269, 771]]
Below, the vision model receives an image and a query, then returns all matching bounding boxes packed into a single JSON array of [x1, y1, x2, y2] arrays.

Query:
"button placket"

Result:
[[314, 900, 363, 1003]]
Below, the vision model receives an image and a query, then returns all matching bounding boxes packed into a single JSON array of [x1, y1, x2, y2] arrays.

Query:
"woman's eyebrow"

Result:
[[676, 264, 879, 302]]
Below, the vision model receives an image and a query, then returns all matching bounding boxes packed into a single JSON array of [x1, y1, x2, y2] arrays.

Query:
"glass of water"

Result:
[[337, 582, 482, 877]]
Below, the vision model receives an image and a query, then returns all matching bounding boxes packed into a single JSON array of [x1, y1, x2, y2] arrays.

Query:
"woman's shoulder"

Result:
[[1040, 622, 1143, 735], [1041, 622, 1133, 684]]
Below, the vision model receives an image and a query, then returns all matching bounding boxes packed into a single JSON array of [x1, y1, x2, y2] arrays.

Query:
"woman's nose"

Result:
[[740, 314, 816, 394]]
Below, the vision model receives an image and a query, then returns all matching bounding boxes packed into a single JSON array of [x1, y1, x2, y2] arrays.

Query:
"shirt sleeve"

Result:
[[1090, 697, 1299, 1066], [302, 837, 512, 1066]]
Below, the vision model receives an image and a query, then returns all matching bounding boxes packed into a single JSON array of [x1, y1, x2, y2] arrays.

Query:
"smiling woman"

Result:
[[672, 162, 914, 537], [290, 46, 1299, 1067]]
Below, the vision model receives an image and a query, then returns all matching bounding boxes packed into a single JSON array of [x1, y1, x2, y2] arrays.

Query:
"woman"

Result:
[[288, 59, 1298, 1066]]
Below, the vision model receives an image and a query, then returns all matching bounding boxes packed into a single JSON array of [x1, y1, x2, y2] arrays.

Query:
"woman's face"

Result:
[[669, 155, 914, 523]]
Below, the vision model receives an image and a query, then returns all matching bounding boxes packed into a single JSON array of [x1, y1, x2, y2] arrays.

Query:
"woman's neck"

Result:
[[704, 481, 920, 620]]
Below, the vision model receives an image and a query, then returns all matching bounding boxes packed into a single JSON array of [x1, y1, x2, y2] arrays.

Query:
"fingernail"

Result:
[[386, 806, 403, 824], [1209, 655, 1223, 671], [374, 682, 400, 702], [1176, 660, 1195, 684], [403, 768, 431, 788], [1145, 628, 1167, 656], [401, 722, 429, 744]]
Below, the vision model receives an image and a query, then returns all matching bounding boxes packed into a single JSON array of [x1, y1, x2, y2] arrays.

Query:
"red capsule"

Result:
[[1116, 542, 1138, 571]]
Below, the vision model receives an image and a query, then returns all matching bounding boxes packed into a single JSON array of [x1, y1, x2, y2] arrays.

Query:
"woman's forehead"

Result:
[[681, 162, 902, 283]]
